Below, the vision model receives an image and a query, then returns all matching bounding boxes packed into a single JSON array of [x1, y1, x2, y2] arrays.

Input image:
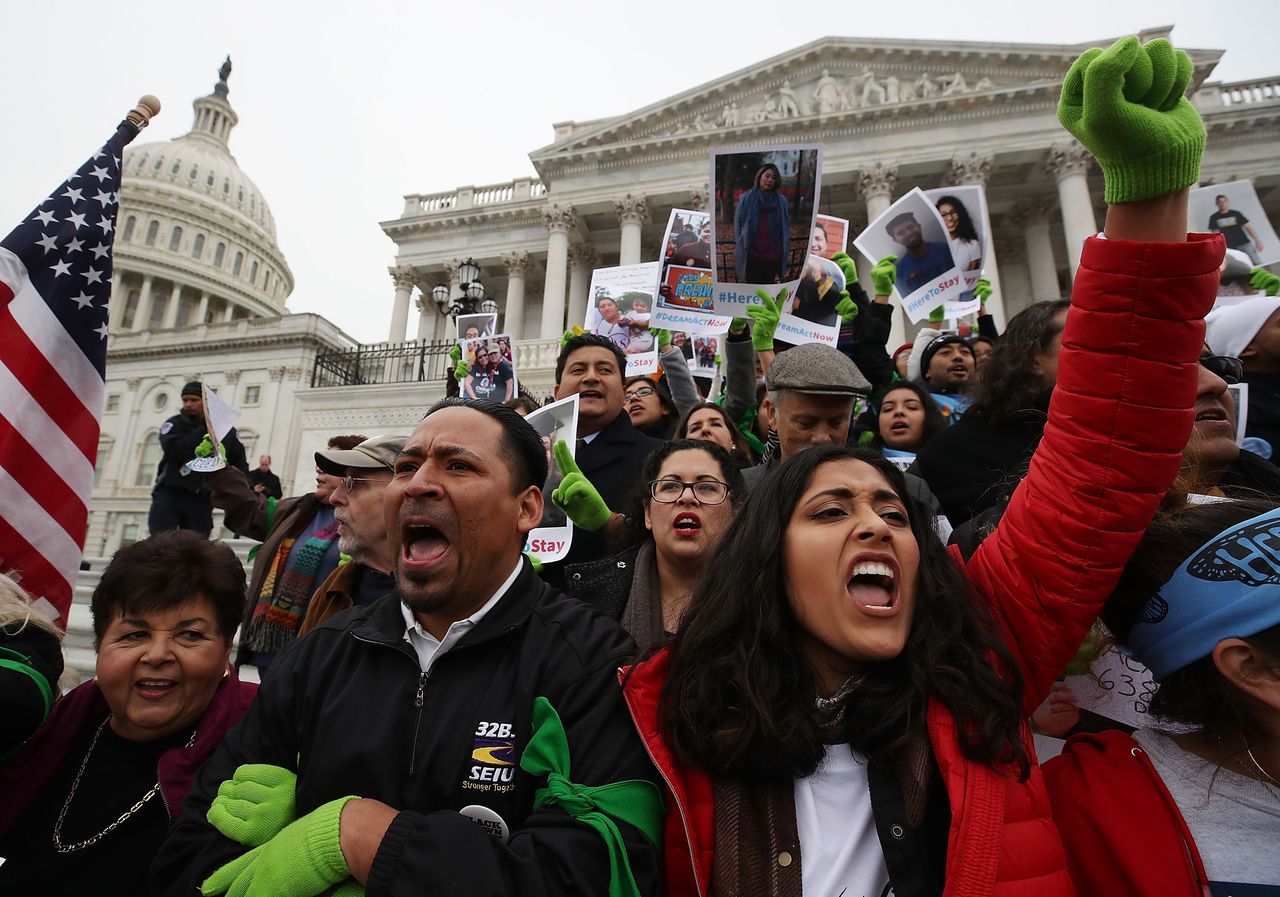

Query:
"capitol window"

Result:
[[144, 220, 159, 246], [154, 392, 169, 411], [104, 394, 120, 413], [243, 385, 261, 406], [189, 166, 198, 179], [169, 226, 183, 251], [122, 216, 136, 241], [207, 172, 215, 187], [134, 433, 161, 487], [171, 160, 180, 174], [233, 251, 243, 276], [223, 180, 230, 194], [153, 157, 163, 171], [193, 233, 205, 259], [94, 437, 114, 487], [250, 260, 259, 283], [237, 188, 244, 202], [214, 242, 225, 267]]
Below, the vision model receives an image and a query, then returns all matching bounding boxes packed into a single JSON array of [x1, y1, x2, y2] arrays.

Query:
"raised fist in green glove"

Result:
[[448, 343, 467, 381], [834, 291, 859, 323], [1251, 267, 1280, 297], [871, 256, 897, 298], [550, 440, 613, 533], [201, 796, 356, 897], [928, 306, 946, 326], [972, 279, 992, 306], [208, 764, 297, 848], [1058, 35, 1205, 203], [830, 251, 859, 287], [746, 288, 784, 351]]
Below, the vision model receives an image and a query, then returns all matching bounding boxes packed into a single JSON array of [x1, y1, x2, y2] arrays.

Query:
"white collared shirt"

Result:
[[399, 560, 522, 673]]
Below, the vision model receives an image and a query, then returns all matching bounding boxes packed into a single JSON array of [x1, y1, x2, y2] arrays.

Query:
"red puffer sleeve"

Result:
[[965, 233, 1223, 715]]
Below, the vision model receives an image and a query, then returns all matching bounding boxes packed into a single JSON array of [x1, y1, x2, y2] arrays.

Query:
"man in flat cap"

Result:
[[148, 380, 247, 536], [885, 211, 954, 296]]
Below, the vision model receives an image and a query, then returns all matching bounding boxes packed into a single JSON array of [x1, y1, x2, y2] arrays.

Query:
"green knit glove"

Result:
[[200, 796, 356, 897], [871, 255, 897, 297], [746, 288, 783, 351], [208, 764, 297, 848], [729, 317, 748, 336], [654, 328, 672, 350], [1251, 267, 1280, 297], [194, 435, 227, 460], [559, 326, 586, 350], [834, 291, 859, 323], [550, 440, 612, 533], [973, 279, 992, 307], [830, 251, 858, 287], [521, 697, 664, 897], [928, 306, 946, 325], [331, 884, 365, 897], [1058, 36, 1205, 203], [448, 343, 468, 381]]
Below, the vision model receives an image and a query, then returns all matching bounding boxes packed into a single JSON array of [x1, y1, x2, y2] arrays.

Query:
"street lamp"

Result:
[[433, 258, 499, 319]]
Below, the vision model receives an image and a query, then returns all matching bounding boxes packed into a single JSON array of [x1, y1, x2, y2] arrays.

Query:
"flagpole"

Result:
[[125, 95, 162, 129]]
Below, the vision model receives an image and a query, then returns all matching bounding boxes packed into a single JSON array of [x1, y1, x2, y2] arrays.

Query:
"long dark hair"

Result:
[[966, 299, 1070, 422], [1104, 499, 1280, 737], [871, 381, 947, 453], [935, 194, 979, 243], [661, 445, 1029, 782], [674, 401, 757, 467]]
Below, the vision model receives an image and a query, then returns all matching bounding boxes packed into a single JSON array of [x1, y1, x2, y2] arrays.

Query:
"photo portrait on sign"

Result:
[[1190, 180, 1280, 267], [456, 312, 497, 343], [459, 334, 517, 402], [710, 145, 822, 287], [584, 262, 662, 376], [689, 336, 720, 377], [811, 214, 849, 260], [523, 394, 578, 563], [853, 187, 964, 323], [775, 254, 843, 346], [661, 208, 713, 280], [925, 185, 987, 317]]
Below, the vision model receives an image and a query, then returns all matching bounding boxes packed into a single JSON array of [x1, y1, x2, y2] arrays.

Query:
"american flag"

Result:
[[0, 118, 142, 623]]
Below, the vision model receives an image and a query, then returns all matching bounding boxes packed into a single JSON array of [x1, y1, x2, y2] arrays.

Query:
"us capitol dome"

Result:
[[108, 58, 294, 333]]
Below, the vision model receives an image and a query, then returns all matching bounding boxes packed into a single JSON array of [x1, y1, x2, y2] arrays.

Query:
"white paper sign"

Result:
[[585, 262, 662, 377], [923, 185, 987, 318], [523, 394, 579, 565]]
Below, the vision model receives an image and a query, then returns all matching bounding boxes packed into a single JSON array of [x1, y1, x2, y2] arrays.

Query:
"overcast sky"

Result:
[[2, 0, 1275, 343]]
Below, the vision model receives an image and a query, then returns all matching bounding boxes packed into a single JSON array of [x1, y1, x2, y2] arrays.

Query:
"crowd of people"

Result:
[[2, 34, 1279, 896]]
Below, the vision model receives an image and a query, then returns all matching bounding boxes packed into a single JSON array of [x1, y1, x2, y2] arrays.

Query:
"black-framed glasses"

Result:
[[1201, 354, 1243, 385], [626, 386, 657, 401], [340, 475, 387, 493], [648, 478, 730, 504]]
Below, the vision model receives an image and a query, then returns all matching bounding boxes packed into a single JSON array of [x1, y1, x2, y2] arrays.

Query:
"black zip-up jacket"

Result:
[[151, 561, 661, 897]]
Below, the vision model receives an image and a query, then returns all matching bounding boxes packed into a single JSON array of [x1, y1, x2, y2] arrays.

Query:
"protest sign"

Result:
[[687, 335, 720, 378], [459, 334, 518, 402], [523, 394, 578, 565], [584, 262, 662, 376], [924, 185, 987, 317], [811, 214, 849, 259], [1229, 381, 1249, 445], [186, 382, 241, 473], [853, 187, 965, 324], [710, 144, 822, 319], [775, 255, 842, 346], [661, 208, 713, 274], [1190, 180, 1280, 267], [456, 312, 497, 343], [655, 266, 732, 334]]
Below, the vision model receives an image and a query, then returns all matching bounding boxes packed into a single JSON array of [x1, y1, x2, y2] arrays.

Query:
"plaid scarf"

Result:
[[242, 516, 340, 653]]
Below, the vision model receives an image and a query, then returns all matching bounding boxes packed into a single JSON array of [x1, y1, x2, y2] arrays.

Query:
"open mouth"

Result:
[[890, 421, 910, 435], [672, 512, 702, 536], [1195, 406, 1228, 423], [846, 559, 899, 617], [949, 363, 969, 377], [135, 679, 178, 698], [402, 523, 449, 567], [579, 389, 604, 402]]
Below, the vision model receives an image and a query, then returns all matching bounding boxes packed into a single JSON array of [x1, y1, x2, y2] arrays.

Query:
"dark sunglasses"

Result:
[[1200, 354, 1243, 385]]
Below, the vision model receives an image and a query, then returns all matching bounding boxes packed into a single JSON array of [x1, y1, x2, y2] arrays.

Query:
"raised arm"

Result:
[[964, 36, 1223, 713]]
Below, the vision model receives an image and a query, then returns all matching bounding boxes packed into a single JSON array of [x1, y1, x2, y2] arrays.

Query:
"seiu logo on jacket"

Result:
[[465, 720, 516, 792]]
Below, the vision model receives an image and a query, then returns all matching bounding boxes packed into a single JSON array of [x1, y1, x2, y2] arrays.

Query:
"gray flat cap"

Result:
[[765, 343, 870, 396]]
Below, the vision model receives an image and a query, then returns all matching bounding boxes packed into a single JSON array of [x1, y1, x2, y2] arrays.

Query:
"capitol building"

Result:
[[88, 31, 1280, 555]]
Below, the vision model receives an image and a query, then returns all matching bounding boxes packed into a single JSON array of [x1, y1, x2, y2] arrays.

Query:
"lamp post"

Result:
[[432, 258, 499, 321]]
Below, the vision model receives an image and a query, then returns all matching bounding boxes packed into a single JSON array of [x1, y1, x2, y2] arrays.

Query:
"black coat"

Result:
[[151, 561, 660, 897], [1243, 371, 1280, 460], [154, 411, 247, 493]]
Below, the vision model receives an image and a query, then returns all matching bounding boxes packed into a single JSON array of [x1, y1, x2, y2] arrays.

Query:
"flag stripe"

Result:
[[0, 474, 81, 589], [0, 513, 72, 618], [0, 412, 89, 542], [0, 361, 95, 499]]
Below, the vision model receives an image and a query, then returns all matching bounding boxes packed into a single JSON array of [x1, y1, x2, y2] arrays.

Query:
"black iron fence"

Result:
[[311, 340, 454, 388]]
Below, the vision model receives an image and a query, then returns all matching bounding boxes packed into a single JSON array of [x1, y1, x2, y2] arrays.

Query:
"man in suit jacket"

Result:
[[540, 334, 662, 586]]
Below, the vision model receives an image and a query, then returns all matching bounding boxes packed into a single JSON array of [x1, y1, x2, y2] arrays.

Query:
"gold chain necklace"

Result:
[[1244, 738, 1280, 789], [52, 716, 197, 854]]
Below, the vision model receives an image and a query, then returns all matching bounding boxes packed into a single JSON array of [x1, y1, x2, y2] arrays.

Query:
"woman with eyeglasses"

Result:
[[564, 439, 743, 655], [624, 364, 698, 441], [935, 195, 981, 273]]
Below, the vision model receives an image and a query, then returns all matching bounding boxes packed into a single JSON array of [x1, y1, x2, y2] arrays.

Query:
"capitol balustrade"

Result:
[[1197, 77, 1280, 108], [311, 336, 562, 388], [403, 177, 548, 216]]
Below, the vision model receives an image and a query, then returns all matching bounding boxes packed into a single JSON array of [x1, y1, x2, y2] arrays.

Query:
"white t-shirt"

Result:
[[1135, 728, 1280, 893], [948, 236, 981, 272], [794, 744, 891, 897]]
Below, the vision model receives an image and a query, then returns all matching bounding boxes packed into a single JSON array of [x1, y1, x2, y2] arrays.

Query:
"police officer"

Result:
[[148, 381, 247, 536]]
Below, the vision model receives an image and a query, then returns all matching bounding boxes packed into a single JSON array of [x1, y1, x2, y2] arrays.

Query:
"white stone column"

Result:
[[414, 294, 436, 342], [541, 206, 575, 339], [131, 275, 154, 332], [1045, 141, 1098, 281], [221, 301, 235, 323], [161, 284, 181, 329], [388, 265, 416, 343], [614, 195, 648, 266], [950, 151, 1005, 330], [195, 291, 210, 325], [857, 164, 904, 348], [502, 252, 530, 339], [1011, 199, 1061, 299], [108, 274, 127, 330], [567, 243, 597, 333]]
